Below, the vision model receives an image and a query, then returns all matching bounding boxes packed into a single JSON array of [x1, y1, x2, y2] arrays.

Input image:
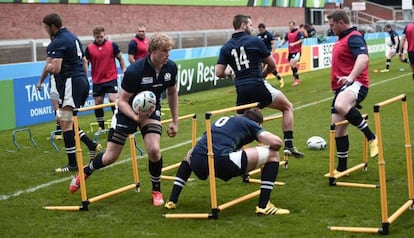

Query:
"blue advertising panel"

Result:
[[13, 75, 96, 127]]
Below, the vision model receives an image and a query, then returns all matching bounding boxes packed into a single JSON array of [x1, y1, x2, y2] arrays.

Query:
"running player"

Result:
[[279, 21, 304, 86], [257, 23, 284, 88], [216, 14, 303, 158], [69, 33, 179, 207]]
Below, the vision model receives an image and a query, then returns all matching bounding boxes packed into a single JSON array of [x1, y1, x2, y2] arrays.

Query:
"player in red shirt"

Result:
[[279, 21, 304, 86], [326, 10, 378, 176], [128, 24, 149, 64], [84, 26, 126, 130], [399, 22, 414, 79]]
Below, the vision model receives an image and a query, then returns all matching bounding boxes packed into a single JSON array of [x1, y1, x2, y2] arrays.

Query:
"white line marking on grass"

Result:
[[0, 140, 192, 201], [1, 73, 408, 201]]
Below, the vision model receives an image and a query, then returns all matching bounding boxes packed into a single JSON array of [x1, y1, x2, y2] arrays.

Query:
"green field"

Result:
[[1, 57, 413, 237]]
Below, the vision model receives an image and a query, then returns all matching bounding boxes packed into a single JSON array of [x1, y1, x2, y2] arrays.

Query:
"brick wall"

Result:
[[0, 3, 305, 40]]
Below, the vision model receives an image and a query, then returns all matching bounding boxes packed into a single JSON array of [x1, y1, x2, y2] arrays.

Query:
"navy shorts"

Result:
[[111, 109, 162, 135], [52, 75, 89, 109], [236, 82, 273, 112], [93, 79, 118, 97], [408, 52, 414, 66], [189, 152, 247, 182]]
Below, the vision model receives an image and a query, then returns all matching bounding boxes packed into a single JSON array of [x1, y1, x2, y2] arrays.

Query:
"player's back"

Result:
[[193, 116, 263, 156], [220, 32, 270, 85], [51, 28, 86, 78]]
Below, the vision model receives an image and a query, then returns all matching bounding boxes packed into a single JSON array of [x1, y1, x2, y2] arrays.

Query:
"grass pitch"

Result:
[[1, 58, 414, 237]]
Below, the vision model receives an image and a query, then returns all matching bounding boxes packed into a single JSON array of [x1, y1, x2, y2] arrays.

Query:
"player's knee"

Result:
[[146, 147, 161, 161]]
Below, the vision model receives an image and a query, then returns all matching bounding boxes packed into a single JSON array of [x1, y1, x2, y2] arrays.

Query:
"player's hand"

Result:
[[36, 82, 42, 91], [398, 53, 404, 62], [167, 122, 178, 137], [336, 76, 353, 86], [135, 105, 155, 122]]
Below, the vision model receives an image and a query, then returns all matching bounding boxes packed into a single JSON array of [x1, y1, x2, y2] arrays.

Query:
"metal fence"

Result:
[[1, 26, 330, 65]]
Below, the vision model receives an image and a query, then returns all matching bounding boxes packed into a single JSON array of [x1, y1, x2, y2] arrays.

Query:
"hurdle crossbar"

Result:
[[43, 103, 140, 211], [326, 114, 378, 188], [328, 94, 414, 235]]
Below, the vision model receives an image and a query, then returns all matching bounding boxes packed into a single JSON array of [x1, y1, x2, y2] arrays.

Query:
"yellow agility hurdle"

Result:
[[43, 102, 141, 211], [325, 114, 378, 188], [160, 113, 197, 181], [164, 102, 288, 219], [328, 94, 414, 235]]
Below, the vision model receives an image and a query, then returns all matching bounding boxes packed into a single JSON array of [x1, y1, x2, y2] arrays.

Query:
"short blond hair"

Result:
[[148, 33, 175, 53]]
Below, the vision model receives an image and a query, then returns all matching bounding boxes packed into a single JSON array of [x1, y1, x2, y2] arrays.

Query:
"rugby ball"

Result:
[[306, 136, 327, 150], [132, 91, 156, 113]]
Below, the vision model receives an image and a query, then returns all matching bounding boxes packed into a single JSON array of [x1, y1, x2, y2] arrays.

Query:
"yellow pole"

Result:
[[328, 226, 380, 233], [191, 114, 197, 147], [328, 124, 336, 179], [218, 190, 260, 211], [88, 184, 137, 203], [72, 114, 88, 203], [401, 99, 414, 199], [205, 114, 218, 211], [163, 213, 211, 219], [129, 134, 140, 192], [374, 105, 389, 224]]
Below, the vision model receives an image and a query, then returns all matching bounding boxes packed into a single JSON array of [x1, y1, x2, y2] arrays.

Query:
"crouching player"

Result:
[[165, 108, 290, 215]]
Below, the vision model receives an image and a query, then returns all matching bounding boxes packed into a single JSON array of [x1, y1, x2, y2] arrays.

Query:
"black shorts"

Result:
[[288, 52, 301, 62], [408, 52, 414, 65], [189, 152, 247, 182], [236, 82, 275, 112], [93, 79, 118, 97], [112, 109, 161, 135]]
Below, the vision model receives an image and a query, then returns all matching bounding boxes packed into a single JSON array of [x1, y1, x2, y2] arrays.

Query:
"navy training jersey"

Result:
[[192, 115, 264, 156], [388, 29, 400, 46], [47, 28, 86, 79], [257, 30, 275, 51], [122, 56, 177, 111], [217, 31, 271, 87]]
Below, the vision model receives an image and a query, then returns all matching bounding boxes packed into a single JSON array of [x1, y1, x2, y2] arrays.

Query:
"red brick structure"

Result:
[[0, 3, 305, 40]]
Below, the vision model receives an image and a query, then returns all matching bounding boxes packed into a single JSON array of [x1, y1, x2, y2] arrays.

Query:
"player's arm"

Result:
[[262, 55, 276, 76], [257, 131, 282, 151], [118, 89, 140, 122], [45, 57, 63, 74], [127, 40, 136, 64], [215, 64, 227, 78], [350, 54, 368, 79], [166, 85, 179, 137], [83, 47, 90, 75], [37, 57, 52, 91], [399, 26, 407, 57], [116, 52, 127, 73], [278, 34, 288, 47], [399, 34, 406, 54], [392, 35, 399, 49]]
